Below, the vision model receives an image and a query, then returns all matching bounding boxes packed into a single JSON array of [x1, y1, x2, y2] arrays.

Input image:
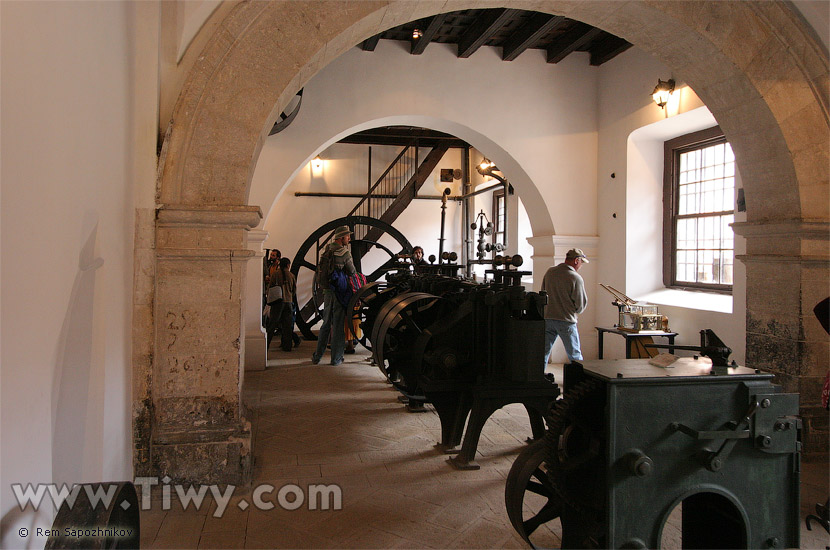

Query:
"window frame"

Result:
[[493, 187, 506, 247], [663, 126, 734, 293]]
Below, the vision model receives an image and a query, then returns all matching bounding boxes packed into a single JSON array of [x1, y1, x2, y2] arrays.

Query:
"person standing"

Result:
[[312, 226, 356, 365], [264, 249, 280, 288], [263, 249, 280, 316], [542, 248, 589, 364], [411, 246, 427, 272], [270, 257, 297, 352]]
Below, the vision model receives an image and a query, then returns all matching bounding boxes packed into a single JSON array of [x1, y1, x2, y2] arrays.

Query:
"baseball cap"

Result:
[[566, 248, 589, 263]]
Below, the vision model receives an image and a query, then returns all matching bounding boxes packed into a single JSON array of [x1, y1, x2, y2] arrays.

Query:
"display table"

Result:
[[595, 326, 678, 359]]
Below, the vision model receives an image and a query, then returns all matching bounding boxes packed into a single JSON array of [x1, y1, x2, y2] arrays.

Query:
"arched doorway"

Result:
[[140, 1, 828, 482]]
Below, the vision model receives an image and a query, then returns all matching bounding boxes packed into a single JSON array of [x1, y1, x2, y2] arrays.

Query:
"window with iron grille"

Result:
[[663, 126, 735, 292]]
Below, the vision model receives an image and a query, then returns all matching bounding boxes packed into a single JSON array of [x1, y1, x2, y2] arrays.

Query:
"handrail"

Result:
[[347, 144, 412, 219]]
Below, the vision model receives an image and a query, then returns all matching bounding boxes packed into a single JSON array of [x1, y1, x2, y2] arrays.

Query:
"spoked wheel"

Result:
[[371, 292, 442, 386], [290, 216, 412, 340], [505, 440, 563, 549]]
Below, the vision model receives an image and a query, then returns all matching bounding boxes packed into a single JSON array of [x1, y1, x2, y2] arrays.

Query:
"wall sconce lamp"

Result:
[[412, 29, 422, 39], [476, 159, 496, 176], [652, 78, 675, 109], [311, 155, 323, 169]]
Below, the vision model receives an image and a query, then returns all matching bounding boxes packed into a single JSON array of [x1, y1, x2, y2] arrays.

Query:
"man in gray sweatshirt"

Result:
[[541, 248, 589, 364]]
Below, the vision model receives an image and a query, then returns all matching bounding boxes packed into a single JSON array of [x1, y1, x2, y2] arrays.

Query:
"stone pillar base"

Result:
[[244, 333, 267, 371], [151, 432, 252, 485]]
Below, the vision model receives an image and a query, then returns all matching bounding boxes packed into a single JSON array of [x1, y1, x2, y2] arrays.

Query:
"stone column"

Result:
[[527, 235, 555, 293], [244, 230, 267, 372], [733, 220, 829, 458], [152, 205, 261, 484]]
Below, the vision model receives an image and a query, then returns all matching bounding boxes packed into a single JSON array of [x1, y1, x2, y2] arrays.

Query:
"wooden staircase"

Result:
[[358, 141, 451, 243]]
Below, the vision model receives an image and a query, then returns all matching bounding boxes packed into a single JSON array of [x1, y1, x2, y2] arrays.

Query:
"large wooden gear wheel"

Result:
[[290, 216, 412, 340]]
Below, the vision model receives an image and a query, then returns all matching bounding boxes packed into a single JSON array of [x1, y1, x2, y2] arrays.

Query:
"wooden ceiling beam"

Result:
[[361, 34, 381, 51], [589, 34, 633, 66], [502, 14, 566, 61], [411, 13, 448, 55], [546, 24, 602, 63], [457, 8, 515, 58], [338, 128, 468, 148]]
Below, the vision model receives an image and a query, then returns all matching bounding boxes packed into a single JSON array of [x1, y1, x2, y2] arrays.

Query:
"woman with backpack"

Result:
[[312, 226, 355, 365]]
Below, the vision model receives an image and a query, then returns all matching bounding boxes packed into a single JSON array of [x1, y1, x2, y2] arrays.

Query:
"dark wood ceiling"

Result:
[[361, 8, 632, 65], [338, 127, 468, 148]]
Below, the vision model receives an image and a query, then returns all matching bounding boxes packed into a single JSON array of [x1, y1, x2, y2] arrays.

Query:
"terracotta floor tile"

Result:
[[197, 530, 246, 549], [201, 504, 249, 533], [446, 517, 513, 548], [337, 525, 414, 549]]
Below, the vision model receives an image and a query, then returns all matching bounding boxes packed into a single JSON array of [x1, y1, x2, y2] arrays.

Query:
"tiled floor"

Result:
[[141, 340, 829, 549]]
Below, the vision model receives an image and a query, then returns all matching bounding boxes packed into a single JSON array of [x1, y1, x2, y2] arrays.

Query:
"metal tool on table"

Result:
[[646, 328, 736, 375], [600, 284, 668, 333]]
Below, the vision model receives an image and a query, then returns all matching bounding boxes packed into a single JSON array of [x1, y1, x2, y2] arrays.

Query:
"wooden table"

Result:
[[595, 326, 678, 359]]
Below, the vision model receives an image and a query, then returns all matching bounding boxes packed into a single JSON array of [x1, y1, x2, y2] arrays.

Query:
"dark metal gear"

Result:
[[504, 439, 563, 549], [542, 377, 607, 548], [371, 291, 443, 388]]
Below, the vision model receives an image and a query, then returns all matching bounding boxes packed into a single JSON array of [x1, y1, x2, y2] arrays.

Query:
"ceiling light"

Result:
[[412, 29, 422, 39]]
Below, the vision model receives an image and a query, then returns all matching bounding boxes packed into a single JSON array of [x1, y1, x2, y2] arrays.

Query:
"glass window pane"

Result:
[[671, 138, 735, 288]]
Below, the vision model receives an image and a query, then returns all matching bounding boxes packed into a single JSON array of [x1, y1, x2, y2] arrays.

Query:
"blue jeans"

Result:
[[544, 319, 583, 364], [313, 290, 346, 364]]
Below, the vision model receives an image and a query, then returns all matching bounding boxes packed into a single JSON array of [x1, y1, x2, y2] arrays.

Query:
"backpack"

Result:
[[333, 271, 366, 308], [331, 269, 351, 308], [348, 272, 367, 295], [316, 247, 335, 289]]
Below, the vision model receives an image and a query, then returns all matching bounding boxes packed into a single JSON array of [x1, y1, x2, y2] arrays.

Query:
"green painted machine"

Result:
[[506, 345, 801, 549]]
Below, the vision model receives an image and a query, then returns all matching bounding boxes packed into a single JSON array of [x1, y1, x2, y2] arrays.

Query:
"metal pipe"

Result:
[[438, 187, 449, 263], [462, 145, 471, 276], [367, 146, 371, 218], [458, 181, 503, 199]]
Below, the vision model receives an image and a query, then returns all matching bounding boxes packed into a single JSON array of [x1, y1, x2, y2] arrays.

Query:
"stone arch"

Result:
[[144, 1, 828, 481], [256, 114, 554, 237], [159, 1, 827, 219]]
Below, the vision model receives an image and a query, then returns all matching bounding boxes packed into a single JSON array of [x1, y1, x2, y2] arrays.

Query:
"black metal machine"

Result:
[[45, 482, 140, 549], [354, 260, 560, 469], [505, 350, 802, 549]]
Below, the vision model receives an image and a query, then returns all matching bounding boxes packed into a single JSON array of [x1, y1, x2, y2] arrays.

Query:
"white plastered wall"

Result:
[[250, 40, 599, 238], [1, 1, 159, 544], [596, 47, 747, 363]]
